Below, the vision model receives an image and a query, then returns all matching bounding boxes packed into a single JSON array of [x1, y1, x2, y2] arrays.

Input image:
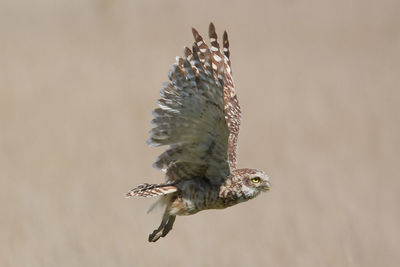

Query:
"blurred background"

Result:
[[1, 0, 399, 266]]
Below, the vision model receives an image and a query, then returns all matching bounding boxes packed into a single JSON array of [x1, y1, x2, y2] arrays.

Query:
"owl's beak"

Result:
[[261, 180, 271, 191]]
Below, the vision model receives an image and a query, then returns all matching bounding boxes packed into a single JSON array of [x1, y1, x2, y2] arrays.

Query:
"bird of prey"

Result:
[[126, 23, 270, 242]]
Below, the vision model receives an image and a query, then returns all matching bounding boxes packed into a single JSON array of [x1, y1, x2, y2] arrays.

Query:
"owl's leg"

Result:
[[161, 215, 176, 237], [148, 211, 176, 242]]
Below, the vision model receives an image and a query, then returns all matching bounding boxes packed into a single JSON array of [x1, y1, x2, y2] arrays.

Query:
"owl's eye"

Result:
[[251, 177, 261, 183]]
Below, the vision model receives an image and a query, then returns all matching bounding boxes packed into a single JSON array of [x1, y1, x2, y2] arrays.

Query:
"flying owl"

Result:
[[126, 23, 270, 242]]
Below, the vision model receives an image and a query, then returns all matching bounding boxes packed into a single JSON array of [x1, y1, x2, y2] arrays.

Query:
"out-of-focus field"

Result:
[[1, 0, 399, 266]]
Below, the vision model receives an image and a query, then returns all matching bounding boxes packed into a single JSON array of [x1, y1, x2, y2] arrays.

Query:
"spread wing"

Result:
[[147, 23, 241, 184]]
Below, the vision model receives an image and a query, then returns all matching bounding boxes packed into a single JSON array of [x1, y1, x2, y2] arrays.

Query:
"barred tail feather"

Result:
[[125, 183, 178, 198]]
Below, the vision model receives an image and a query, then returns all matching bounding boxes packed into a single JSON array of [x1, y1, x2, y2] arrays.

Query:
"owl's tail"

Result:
[[125, 183, 178, 198]]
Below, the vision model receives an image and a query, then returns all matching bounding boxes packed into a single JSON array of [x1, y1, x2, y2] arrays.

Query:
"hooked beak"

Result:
[[261, 180, 271, 191]]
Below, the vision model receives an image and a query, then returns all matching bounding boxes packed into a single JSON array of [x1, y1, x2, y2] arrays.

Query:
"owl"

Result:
[[126, 23, 270, 242]]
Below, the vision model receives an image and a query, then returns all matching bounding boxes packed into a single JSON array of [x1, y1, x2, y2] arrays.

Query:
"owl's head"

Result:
[[233, 168, 270, 199]]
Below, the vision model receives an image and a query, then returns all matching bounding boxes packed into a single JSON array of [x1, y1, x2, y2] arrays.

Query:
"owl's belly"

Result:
[[168, 179, 243, 216], [169, 193, 226, 216]]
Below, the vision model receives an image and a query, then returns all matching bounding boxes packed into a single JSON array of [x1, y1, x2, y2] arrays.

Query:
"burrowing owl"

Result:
[[126, 23, 270, 242]]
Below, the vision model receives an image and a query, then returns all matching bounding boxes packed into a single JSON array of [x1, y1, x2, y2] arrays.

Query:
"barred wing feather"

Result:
[[147, 23, 241, 184]]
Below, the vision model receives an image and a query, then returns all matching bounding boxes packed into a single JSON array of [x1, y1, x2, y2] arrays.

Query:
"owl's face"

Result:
[[246, 171, 270, 191], [235, 169, 270, 198]]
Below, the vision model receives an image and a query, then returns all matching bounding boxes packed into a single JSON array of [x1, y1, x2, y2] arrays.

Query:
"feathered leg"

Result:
[[126, 185, 178, 242], [148, 208, 176, 242]]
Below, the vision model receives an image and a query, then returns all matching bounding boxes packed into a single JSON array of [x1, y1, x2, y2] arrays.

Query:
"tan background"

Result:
[[1, 0, 399, 266]]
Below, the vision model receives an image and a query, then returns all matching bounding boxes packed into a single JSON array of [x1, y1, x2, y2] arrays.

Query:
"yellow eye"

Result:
[[252, 177, 260, 183]]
